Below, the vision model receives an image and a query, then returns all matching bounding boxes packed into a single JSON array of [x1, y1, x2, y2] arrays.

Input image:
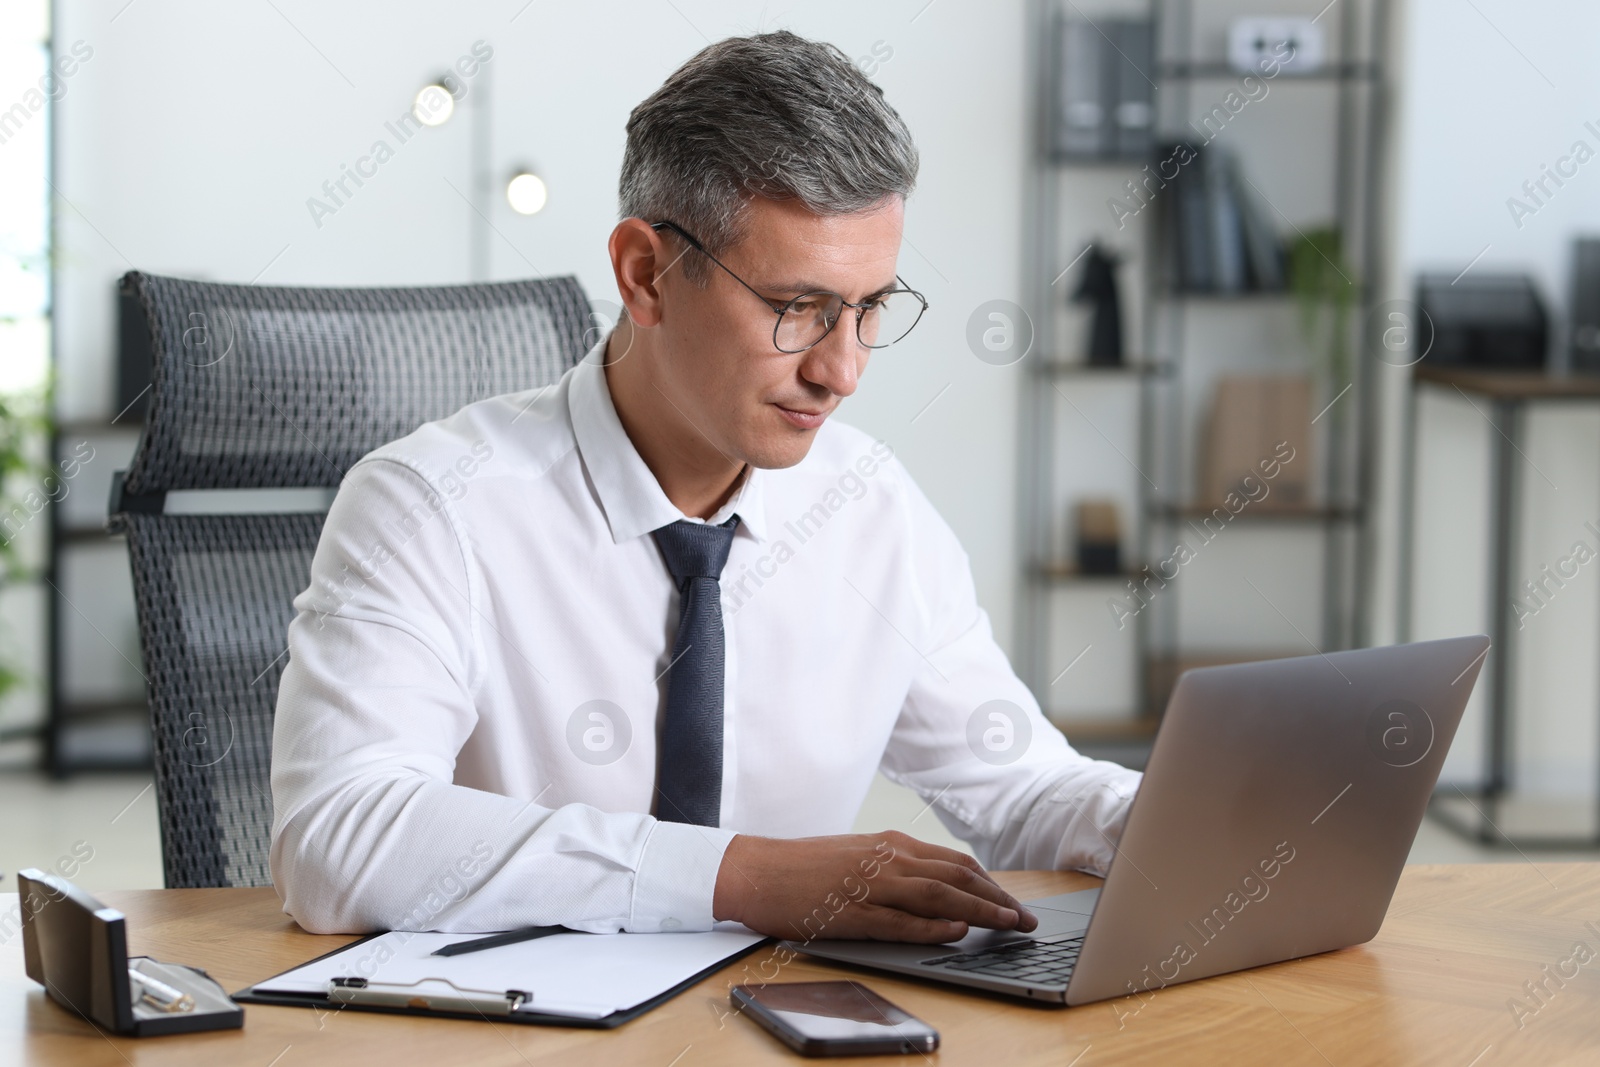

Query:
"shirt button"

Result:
[[661, 917, 682, 931]]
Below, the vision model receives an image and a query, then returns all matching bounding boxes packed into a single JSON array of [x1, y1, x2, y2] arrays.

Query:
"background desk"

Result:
[[1401, 365, 1600, 849], [4, 866, 1596, 1065]]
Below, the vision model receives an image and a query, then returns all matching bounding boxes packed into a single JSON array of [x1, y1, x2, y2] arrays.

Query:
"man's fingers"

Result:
[[873, 873, 1029, 931], [852, 904, 969, 944], [892, 858, 1038, 930], [876, 836, 1033, 915], [901, 857, 1016, 907], [873, 833, 998, 880], [862, 834, 1038, 931], [913, 841, 1006, 886]]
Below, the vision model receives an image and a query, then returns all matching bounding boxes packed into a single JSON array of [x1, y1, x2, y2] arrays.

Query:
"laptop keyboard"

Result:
[[920, 935, 1083, 985]]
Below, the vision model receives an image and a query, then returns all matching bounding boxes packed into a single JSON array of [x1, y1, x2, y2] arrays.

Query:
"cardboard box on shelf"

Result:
[[1074, 498, 1122, 574], [1198, 374, 1312, 510]]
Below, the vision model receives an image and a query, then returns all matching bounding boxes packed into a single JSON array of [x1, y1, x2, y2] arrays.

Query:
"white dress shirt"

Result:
[[269, 334, 1143, 935]]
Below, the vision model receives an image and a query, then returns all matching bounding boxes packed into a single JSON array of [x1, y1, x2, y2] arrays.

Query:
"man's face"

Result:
[[649, 195, 904, 470]]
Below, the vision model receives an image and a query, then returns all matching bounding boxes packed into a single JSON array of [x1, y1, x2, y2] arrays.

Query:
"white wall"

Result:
[[49, 0, 1033, 698], [1386, 0, 1600, 796]]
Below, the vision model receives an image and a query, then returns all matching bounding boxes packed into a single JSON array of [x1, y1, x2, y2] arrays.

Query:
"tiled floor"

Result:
[[0, 771, 164, 892], [0, 770, 1592, 893]]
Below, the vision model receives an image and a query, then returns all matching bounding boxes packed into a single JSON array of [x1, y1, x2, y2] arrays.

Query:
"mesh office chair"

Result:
[[107, 271, 594, 888]]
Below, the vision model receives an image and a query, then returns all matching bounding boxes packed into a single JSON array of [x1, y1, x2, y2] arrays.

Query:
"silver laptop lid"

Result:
[[1065, 635, 1490, 1005]]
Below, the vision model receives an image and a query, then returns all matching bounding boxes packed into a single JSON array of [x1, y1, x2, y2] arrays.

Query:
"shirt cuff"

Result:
[[629, 820, 738, 932], [1072, 766, 1142, 877]]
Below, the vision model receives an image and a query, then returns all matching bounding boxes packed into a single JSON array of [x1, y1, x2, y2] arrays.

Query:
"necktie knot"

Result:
[[651, 515, 739, 587]]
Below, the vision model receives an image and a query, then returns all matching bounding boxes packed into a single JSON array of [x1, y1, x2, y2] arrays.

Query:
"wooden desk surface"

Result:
[[4, 865, 1595, 1065], [1413, 363, 1600, 400]]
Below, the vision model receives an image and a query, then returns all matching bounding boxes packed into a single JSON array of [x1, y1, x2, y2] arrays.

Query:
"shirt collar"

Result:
[[567, 333, 769, 546]]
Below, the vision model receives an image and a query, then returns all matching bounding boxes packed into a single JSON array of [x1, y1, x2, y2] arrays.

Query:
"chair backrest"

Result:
[[108, 271, 593, 888]]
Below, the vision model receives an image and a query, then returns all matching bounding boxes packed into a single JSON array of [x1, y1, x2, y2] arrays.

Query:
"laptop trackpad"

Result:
[[940, 888, 1099, 954], [1027, 887, 1101, 918]]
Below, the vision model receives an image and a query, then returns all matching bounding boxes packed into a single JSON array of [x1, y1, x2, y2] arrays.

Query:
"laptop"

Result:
[[789, 635, 1490, 1007]]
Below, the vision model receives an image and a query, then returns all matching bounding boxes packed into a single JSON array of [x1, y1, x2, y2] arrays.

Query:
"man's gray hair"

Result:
[[619, 30, 918, 285]]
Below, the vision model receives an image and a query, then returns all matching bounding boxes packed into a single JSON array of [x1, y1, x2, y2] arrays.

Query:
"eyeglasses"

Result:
[[650, 220, 928, 354]]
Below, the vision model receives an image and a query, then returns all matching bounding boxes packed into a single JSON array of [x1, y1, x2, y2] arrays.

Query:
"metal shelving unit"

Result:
[[1019, 0, 1389, 754]]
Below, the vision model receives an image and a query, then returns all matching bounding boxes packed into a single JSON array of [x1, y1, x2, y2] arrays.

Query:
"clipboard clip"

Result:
[[328, 976, 534, 1015]]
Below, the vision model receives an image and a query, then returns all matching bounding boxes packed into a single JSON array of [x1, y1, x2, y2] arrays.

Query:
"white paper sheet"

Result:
[[251, 923, 766, 1020]]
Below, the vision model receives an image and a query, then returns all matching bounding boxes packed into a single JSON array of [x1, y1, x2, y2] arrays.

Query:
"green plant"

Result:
[[1288, 227, 1359, 387], [0, 384, 51, 702]]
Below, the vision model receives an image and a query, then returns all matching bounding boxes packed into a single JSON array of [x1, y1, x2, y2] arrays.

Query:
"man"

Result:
[[270, 29, 1141, 943]]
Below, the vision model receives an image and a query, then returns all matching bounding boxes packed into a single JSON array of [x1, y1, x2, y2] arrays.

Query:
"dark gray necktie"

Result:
[[650, 514, 740, 827]]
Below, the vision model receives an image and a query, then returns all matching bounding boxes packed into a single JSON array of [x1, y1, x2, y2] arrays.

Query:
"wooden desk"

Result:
[[1412, 364, 1600, 400], [5, 865, 1596, 1065]]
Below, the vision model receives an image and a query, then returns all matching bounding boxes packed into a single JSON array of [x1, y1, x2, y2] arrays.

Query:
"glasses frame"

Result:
[[649, 220, 928, 354]]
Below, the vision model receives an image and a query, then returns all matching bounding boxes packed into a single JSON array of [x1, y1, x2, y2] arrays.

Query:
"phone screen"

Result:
[[732, 981, 939, 1055]]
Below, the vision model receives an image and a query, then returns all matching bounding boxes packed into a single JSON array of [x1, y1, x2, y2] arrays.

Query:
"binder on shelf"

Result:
[[1110, 20, 1155, 159], [1169, 143, 1214, 291], [234, 924, 769, 1030], [1205, 148, 1248, 293], [1161, 143, 1285, 295], [1233, 160, 1287, 290], [1050, 16, 1154, 161], [1052, 15, 1106, 158]]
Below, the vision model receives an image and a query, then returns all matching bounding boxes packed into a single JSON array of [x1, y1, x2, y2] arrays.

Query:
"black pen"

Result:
[[430, 925, 575, 957]]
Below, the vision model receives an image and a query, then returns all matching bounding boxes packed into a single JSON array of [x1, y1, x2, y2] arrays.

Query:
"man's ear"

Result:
[[608, 218, 671, 329]]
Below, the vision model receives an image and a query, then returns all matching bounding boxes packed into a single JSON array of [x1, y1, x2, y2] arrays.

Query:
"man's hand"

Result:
[[711, 830, 1039, 943]]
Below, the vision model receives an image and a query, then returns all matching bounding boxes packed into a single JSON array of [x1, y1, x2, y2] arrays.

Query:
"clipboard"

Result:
[[233, 927, 770, 1029]]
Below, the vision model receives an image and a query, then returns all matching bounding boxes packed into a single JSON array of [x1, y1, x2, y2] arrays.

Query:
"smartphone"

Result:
[[730, 980, 939, 1057]]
